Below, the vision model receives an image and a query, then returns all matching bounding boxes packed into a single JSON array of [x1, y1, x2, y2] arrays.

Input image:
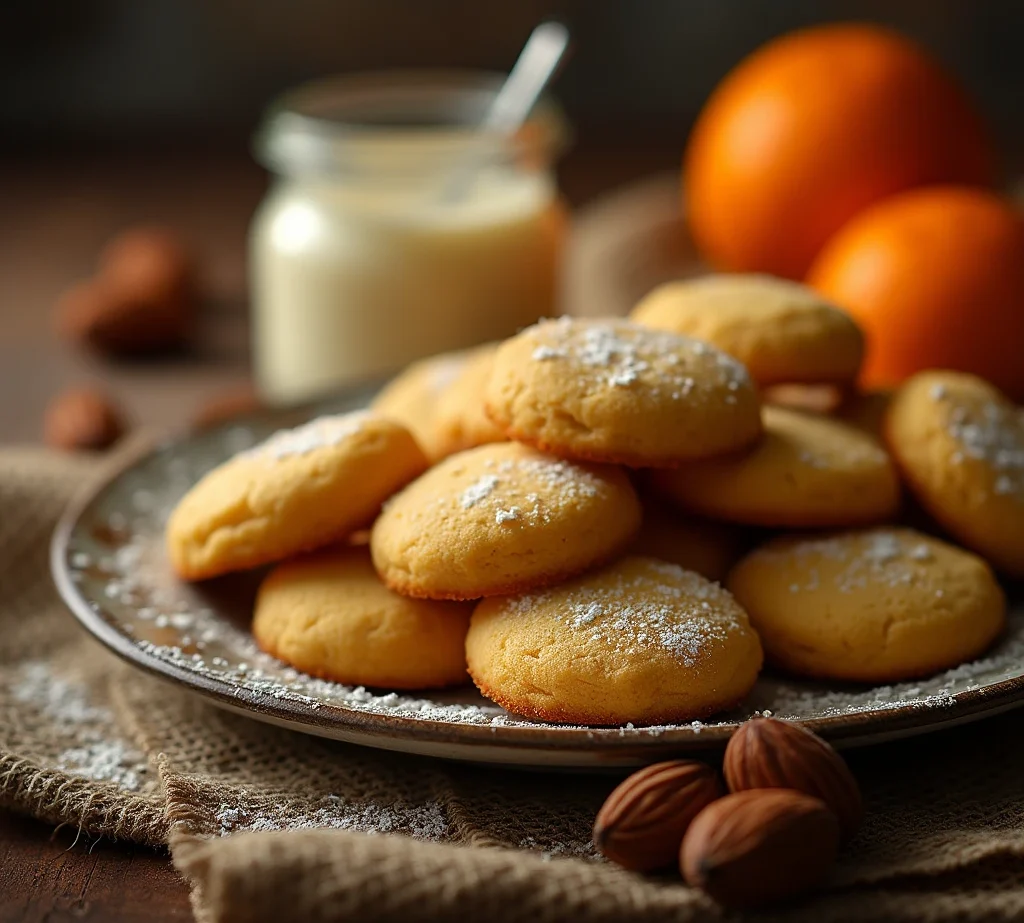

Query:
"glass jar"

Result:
[[250, 71, 569, 404]]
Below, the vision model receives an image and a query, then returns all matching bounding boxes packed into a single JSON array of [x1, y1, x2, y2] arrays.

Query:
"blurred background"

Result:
[[2, 0, 1022, 443], [4, 0, 1022, 151]]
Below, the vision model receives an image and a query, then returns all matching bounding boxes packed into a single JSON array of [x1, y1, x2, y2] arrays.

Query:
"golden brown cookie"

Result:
[[167, 411, 427, 580], [652, 405, 900, 527], [254, 547, 471, 689], [630, 274, 864, 386], [485, 317, 762, 466], [431, 344, 507, 457], [728, 528, 1005, 682], [884, 371, 1024, 576], [466, 556, 763, 725], [370, 441, 641, 600], [371, 349, 474, 460], [631, 501, 747, 582]]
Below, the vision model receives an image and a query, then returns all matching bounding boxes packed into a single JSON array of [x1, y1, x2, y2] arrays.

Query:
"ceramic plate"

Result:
[[51, 386, 1024, 768]]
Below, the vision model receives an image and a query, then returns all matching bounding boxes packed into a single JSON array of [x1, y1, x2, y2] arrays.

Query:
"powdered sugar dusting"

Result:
[[460, 474, 500, 509], [215, 794, 448, 839], [937, 389, 1024, 500], [765, 529, 948, 594], [526, 317, 752, 397], [244, 411, 371, 461], [501, 559, 745, 666], [11, 662, 148, 792], [445, 453, 605, 527], [57, 740, 144, 791]]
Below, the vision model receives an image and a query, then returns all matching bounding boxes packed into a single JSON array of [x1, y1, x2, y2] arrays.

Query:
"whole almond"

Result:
[[44, 387, 127, 452], [681, 789, 839, 908], [55, 226, 196, 358], [99, 227, 195, 306], [724, 717, 862, 840], [55, 277, 191, 357], [594, 760, 723, 871]]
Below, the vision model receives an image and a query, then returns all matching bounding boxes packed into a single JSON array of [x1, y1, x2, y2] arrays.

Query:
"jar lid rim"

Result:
[[254, 70, 569, 176]]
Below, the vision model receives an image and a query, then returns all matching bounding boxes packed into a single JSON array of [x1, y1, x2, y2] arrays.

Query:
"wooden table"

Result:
[[0, 141, 679, 921]]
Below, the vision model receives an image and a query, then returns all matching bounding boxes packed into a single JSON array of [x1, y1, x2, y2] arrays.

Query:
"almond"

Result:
[[723, 717, 862, 840], [681, 789, 839, 908], [55, 226, 196, 358], [593, 760, 723, 871], [55, 278, 191, 357], [99, 227, 195, 306], [44, 387, 127, 452]]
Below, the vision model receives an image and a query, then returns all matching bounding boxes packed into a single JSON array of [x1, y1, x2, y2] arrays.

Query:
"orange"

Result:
[[807, 186, 1024, 400], [685, 24, 993, 280]]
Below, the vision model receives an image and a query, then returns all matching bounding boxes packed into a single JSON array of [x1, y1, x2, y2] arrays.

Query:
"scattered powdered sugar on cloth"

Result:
[[10, 662, 149, 791], [215, 793, 450, 840]]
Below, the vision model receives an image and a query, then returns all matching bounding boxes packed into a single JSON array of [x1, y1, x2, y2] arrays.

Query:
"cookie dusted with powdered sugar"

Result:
[[884, 370, 1024, 576], [466, 556, 763, 725], [484, 317, 762, 467], [728, 528, 1005, 683], [370, 442, 641, 600], [167, 411, 427, 580], [631, 274, 864, 387], [652, 405, 900, 527]]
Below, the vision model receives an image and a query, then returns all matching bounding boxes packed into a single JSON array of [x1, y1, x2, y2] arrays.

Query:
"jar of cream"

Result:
[[250, 71, 569, 404]]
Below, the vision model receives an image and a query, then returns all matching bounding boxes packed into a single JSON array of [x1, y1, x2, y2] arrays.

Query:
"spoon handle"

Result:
[[441, 21, 570, 204]]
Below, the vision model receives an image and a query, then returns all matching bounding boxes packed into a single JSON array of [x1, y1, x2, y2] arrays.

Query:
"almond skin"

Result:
[[55, 277, 191, 357], [724, 717, 862, 841], [55, 227, 196, 358], [44, 387, 127, 452], [681, 789, 840, 908], [594, 760, 723, 872]]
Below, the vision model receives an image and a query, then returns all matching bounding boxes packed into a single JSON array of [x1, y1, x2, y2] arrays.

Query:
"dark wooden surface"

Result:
[[0, 141, 679, 922], [0, 812, 190, 922]]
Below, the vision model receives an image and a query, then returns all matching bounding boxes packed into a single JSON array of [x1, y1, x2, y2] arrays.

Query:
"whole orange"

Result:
[[685, 24, 994, 279], [807, 186, 1024, 399]]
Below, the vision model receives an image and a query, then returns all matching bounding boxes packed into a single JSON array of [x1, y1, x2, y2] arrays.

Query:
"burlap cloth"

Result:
[[3, 447, 1024, 922]]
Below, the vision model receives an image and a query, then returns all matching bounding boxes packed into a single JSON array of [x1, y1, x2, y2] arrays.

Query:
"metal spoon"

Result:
[[441, 21, 570, 204]]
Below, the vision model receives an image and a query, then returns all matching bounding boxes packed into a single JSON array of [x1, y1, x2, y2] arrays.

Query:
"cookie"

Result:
[[652, 405, 900, 527], [884, 371, 1024, 576], [370, 441, 641, 600], [431, 344, 506, 457], [727, 528, 1005, 683], [630, 274, 864, 386], [167, 411, 427, 580], [254, 547, 471, 689], [631, 501, 746, 582], [371, 349, 473, 460], [485, 317, 761, 466], [466, 556, 763, 725]]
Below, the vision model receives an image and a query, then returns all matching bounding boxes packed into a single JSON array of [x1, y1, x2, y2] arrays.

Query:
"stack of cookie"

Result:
[[166, 274, 1018, 726]]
